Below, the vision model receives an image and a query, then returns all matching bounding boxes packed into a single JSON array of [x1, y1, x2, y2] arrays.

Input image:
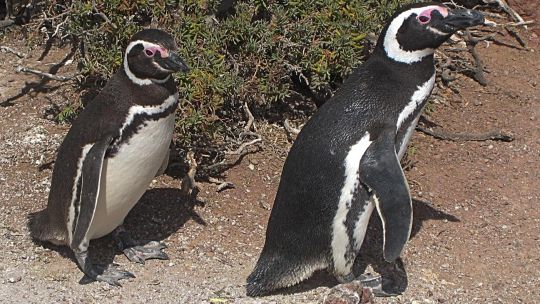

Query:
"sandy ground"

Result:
[[1, 11, 539, 304]]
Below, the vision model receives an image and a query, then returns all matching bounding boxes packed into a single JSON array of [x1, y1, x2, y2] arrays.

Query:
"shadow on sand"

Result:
[[1, 43, 78, 107], [32, 188, 459, 292], [33, 187, 204, 284]]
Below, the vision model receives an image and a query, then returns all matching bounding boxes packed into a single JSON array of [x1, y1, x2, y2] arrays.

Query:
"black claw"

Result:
[[358, 273, 382, 288], [113, 227, 169, 265], [98, 267, 136, 286], [123, 244, 169, 264], [371, 288, 400, 297], [74, 249, 134, 286], [357, 274, 401, 297]]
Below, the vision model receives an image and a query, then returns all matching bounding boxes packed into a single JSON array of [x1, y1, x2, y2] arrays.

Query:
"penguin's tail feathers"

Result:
[[27, 209, 66, 245], [246, 253, 327, 297]]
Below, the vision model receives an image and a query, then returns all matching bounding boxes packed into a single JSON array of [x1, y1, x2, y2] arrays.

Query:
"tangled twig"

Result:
[[201, 103, 263, 174], [464, 30, 488, 86], [483, 0, 525, 25], [284, 118, 301, 136], [204, 134, 262, 174], [225, 135, 262, 155], [182, 103, 263, 191], [92, 0, 117, 29]]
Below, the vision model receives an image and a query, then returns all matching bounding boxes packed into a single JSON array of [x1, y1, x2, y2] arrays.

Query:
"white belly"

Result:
[[87, 114, 175, 239], [397, 114, 420, 160]]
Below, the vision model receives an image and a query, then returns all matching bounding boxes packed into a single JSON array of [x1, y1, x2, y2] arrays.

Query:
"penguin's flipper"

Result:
[[359, 130, 412, 262], [71, 135, 114, 250], [70, 136, 135, 286]]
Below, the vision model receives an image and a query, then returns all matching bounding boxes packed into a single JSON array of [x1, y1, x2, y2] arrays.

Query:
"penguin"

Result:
[[28, 29, 189, 286], [247, 3, 484, 296]]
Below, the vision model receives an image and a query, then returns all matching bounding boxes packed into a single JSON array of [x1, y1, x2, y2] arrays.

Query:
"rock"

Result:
[[323, 281, 375, 304], [7, 275, 21, 283]]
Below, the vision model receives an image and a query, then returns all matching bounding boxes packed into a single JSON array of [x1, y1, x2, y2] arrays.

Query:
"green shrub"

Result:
[[63, 0, 413, 142]]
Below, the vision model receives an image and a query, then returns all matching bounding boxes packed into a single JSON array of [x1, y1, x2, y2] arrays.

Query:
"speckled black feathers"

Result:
[[28, 70, 177, 245], [247, 2, 484, 297]]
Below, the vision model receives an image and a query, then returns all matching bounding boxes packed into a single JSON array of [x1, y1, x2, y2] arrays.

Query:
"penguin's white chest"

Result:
[[87, 114, 175, 239]]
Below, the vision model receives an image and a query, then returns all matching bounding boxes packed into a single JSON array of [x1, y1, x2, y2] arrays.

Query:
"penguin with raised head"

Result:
[[28, 29, 189, 285], [247, 3, 484, 296]]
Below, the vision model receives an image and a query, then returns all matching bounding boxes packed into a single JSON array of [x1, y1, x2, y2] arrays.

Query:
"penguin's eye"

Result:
[[144, 49, 155, 57], [418, 15, 431, 24]]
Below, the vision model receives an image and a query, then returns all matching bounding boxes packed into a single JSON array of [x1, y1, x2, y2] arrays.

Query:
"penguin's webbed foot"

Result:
[[93, 264, 136, 286], [123, 241, 169, 264], [335, 272, 400, 297], [75, 250, 135, 286], [113, 226, 169, 265], [357, 273, 400, 297]]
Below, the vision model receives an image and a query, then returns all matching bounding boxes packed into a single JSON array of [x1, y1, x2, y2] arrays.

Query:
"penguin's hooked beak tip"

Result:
[[166, 52, 190, 73], [444, 9, 485, 30]]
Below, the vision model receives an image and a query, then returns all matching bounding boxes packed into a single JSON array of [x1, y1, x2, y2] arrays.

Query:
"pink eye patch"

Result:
[[418, 6, 448, 24], [144, 45, 169, 58]]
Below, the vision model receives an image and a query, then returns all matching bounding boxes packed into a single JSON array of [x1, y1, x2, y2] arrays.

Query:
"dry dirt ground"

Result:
[[1, 16, 539, 304]]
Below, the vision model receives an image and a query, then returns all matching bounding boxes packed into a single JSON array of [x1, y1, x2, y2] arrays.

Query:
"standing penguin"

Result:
[[247, 3, 484, 296], [28, 29, 189, 285]]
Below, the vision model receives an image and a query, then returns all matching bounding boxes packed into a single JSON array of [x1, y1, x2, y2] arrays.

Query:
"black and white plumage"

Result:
[[29, 29, 189, 285], [247, 3, 484, 296]]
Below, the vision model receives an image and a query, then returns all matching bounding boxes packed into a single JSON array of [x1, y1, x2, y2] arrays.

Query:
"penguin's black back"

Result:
[[29, 71, 177, 244], [248, 48, 435, 294], [268, 49, 435, 233]]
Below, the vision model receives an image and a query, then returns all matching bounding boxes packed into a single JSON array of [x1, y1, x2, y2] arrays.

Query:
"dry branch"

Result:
[[208, 177, 235, 192], [284, 118, 301, 136], [483, 0, 525, 24], [243, 102, 256, 132], [497, 20, 534, 27], [464, 30, 488, 86], [505, 26, 527, 48], [0, 20, 14, 28], [417, 126, 514, 142], [224, 137, 262, 155], [16, 66, 76, 82], [204, 136, 262, 174], [181, 151, 199, 196], [0, 45, 26, 58], [92, 0, 117, 29]]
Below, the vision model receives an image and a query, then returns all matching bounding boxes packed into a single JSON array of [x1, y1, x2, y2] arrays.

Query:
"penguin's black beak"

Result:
[[443, 9, 485, 30], [160, 52, 190, 73]]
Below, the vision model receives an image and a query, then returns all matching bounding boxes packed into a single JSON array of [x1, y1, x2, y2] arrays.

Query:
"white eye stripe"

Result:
[[124, 40, 170, 85], [382, 5, 449, 63]]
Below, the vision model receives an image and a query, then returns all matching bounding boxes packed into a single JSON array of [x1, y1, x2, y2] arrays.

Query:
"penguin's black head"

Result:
[[124, 29, 190, 85], [378, 2, 484, 64]]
